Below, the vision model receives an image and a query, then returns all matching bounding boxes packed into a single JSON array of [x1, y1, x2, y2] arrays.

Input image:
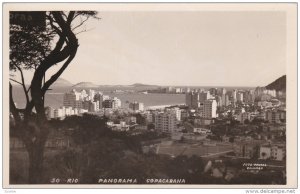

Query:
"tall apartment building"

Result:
[[112, 97, 121, 108], [83, 101, 100, 112], [102, 99, 113, 108], [145, 111, 154, 123], [221, 94, 230, 107], [216, 96, 223, 107], [237, 92, 244, 102], [232, 90, 237, 103], [209, 88, 217, 96], [88, 89, 95, 101], [167, 107, 181, 121], [199, 91, 211, 103], [218, 88, 226, 96], [102, 97, 121, 109], [244, 90, 255, 103], [202, 100, 217, 119], [254, 87, 265, 97], [129, 101, 144, 112], [63, 89, 83, 109], [186, 91, 211, 109], [266, 110, 286, 123], [154, 112, 176, 132], [93, 92, 103, 109], [186, 92, 199, 109]]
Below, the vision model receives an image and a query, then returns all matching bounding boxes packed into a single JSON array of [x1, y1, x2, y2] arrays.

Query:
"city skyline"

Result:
[[18, 11, 286, 87]]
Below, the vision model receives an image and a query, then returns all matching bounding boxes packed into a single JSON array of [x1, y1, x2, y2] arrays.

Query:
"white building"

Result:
[[80, 89, 88, 99], [102, 97, 122, 109], [54, 108, 65, 118], [202, 100, 217, 119], [237, 92, 244, 102], [93, 93, 103, 109], [260, 144, 285, 161], [186, 92, 199, 109], [112, 97, 121, 108], [199, 91, 211, 103], [186, 91, 212, 109], [167, 107, 181, 121], [232, 90, 237, 103], [193, 128, 212, 135], [49, 106, 87, 119], [154, 112, 176, 132], [63, 89, 83, 109], [129, 101, 144, 112], [175, 88, 182, 93], [145, 111, 154, 123], [45, 107, 55, 119], [107, 121, 130, 131], [88, 89, 95, 101]]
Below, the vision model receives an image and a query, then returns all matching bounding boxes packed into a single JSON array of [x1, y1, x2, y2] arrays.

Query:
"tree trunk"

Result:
[[23, 122, 49, 184], [27, 144, 45, 184]]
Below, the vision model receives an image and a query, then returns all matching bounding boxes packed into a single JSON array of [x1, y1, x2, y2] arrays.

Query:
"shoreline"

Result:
[[145, 104, 185, 110]]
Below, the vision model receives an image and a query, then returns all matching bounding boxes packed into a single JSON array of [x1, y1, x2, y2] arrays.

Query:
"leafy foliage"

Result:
[[10, 25, 53, 71]]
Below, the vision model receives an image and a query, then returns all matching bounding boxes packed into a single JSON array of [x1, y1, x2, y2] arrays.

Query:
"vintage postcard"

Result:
[[2, 3, 298, 188]]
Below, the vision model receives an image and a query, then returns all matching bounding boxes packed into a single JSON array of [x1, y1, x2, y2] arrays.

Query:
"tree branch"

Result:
[[42, 48, 77, 95], [9, 82, 21, 123], [75, 27, 95, 35], [15, 64, 29, 103], [46, 14, 63, 36], [26, 85, 31, 94], [30, 11, 78, 122], [67, 11, 76, 25], [9, 78, 23, 85], [72, 16, 90, 31]]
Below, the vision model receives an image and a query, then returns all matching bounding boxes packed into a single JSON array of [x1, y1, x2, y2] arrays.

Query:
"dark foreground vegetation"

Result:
[[10, 114, 286, 184]]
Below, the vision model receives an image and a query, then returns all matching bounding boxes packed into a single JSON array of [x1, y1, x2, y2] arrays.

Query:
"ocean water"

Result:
[[11, 86, 186, 109]]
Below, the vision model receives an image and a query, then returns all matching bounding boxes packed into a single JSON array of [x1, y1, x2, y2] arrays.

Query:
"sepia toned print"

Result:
[[3, 3, 297, 188]]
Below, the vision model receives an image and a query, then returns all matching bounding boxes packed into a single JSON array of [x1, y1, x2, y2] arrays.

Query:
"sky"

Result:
[[22, 11, 286, 87]]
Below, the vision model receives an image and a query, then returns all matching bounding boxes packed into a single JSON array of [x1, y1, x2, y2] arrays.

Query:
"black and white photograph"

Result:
[[2, 2, 298, 189]]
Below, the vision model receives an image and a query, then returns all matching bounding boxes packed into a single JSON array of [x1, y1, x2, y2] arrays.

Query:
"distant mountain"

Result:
[[266, 75, 286, 91], [72, 82, 99, 88], [130, 83, 158, 87], [52, 78, 72, 87]]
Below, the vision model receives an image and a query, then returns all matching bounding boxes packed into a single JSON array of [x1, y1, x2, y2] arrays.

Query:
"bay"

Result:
[[11, 86, 186, 109]]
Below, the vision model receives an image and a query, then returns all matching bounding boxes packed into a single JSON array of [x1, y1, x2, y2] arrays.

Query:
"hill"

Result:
[[130, 83, 159, 87], [72, 82, 99, 88], [266, 75, 286, 91], [51, 78, 72, 87]]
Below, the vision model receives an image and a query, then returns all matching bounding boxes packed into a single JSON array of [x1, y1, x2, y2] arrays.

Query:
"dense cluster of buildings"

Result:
[[43, 85, 286, 164], [45, 106, 88, 119], [45, 89, 145, 119], [186, 87, 283, 109], [133, 86, 286, 164], [63, 89, 121, 111], [179, 86, 286, 162]]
